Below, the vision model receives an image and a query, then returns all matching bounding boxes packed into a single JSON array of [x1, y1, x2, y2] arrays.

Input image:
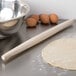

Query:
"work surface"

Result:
[[0, 20, 76, 76]]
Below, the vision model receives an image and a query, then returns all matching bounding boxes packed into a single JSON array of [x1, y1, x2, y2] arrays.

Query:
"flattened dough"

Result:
[[42, 38, 76, 70]]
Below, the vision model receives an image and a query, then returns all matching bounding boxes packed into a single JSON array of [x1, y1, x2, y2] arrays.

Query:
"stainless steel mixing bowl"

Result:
[[0, 0, 30, 38]]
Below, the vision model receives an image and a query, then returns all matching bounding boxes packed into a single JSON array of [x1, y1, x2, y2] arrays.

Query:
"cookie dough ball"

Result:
[[49, 13, 59, 24], [26, 18, 37, 27], [31, 14, 39, 22], [40, 14, 50, 24]]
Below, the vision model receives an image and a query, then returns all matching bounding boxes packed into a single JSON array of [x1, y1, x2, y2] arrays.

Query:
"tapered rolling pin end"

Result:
[[1, 55, 7, 63]]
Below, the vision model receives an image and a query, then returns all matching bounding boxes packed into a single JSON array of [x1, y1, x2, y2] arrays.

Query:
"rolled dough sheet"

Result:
[[42, 38, 76, 70]]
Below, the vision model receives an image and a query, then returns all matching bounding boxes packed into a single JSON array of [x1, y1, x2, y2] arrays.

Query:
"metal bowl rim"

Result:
[[0, 3, 30, 23]]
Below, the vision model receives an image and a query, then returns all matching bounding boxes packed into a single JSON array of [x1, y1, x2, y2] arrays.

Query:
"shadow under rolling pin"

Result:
[[1, 19, 75, 62]]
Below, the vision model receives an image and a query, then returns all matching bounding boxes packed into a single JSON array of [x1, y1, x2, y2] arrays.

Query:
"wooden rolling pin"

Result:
[[1, 19, 74, 62]]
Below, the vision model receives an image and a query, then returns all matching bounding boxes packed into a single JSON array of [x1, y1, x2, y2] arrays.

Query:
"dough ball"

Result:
[[26, 18, 37, 27], [49, 13, 59, 24], [40, 14, 50, 24], [42, 38, 76, 70], [31, 14, 39, 22]]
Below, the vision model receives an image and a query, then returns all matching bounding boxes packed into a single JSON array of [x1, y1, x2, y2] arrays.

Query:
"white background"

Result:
[[25, 0, 76, 19]]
